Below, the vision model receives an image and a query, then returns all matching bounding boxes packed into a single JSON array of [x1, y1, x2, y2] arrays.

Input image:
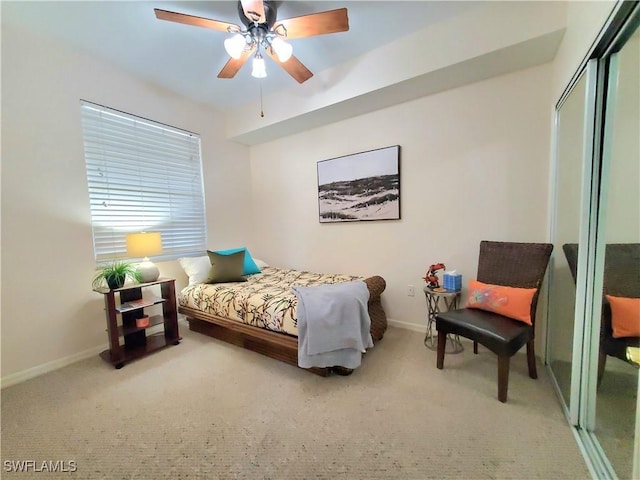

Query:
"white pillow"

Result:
[[178, 256, 211, 285], [253, 258, 269, 269]]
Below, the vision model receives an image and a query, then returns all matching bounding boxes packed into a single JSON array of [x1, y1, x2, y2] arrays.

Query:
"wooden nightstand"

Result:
[[95, 277, 181, 369]]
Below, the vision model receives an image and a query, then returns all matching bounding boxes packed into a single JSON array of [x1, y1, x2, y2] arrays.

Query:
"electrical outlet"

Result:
[[407, 285, 415, 296]]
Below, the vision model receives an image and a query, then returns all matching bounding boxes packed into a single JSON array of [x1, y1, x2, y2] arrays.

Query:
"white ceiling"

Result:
[[2, 1, 483, 110]]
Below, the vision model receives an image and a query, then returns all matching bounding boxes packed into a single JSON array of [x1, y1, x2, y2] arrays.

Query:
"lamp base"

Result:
[[137, 260, 160, 283]]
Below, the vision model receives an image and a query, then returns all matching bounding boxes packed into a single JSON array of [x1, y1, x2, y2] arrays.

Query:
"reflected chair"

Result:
[[436, 241, 553, 403], [562, 243, 640, 385]]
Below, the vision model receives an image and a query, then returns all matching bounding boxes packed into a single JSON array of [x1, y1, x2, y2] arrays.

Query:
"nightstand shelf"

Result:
[[115, 297, 165, 313], [95, 277, 180, 369], [99, 332, 179, 366], [117, 314, 165, 336]]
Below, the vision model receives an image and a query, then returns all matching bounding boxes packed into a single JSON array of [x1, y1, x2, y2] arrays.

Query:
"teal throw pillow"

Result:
[[213, 247, 261, 275]]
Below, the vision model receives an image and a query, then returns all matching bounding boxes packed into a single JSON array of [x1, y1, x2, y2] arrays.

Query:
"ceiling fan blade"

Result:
[[240, 0, 266, 24], [276, 8, 349, 40], [154, 8, 240, 33], [266, 50, 313, 84], [217, 46, 257, 79]]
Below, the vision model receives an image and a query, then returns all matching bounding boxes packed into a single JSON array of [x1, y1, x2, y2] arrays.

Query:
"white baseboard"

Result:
[[387, 317, 425, 333], [1, 344, 107, 389], [1, 318, 191, 389], [2, 318, 413, 388]]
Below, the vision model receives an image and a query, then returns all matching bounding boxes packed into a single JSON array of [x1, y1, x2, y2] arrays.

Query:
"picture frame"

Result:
[[317, 145, 400, 223]]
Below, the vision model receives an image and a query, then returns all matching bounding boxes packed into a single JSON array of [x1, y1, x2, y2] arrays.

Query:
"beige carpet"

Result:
[[551, 358, 637, 479], [1, 325, 591, 479]]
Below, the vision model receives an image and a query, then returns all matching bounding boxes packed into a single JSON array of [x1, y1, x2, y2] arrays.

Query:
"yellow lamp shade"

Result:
[[126, 232, 162, 258], [126, 232, 162, 283]]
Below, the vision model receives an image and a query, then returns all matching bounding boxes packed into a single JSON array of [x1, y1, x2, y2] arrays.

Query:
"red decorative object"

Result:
[[423, 263, 446, 289], [136, 315, 150, 328]]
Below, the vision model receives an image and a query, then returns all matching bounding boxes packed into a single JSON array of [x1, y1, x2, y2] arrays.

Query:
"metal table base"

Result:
[[423, 287, 464, 354]]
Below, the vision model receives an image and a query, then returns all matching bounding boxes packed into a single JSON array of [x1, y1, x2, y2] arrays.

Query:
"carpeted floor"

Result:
[[1, 324, 592, 479], [551, 358, 638, 479]]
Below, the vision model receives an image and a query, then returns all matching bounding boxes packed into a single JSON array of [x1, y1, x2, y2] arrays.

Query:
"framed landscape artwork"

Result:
[[317, 145, 401, 223]]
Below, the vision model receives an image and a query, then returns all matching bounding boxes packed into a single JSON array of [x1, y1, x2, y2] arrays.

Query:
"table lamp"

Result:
[[126, 232, 162, 283]]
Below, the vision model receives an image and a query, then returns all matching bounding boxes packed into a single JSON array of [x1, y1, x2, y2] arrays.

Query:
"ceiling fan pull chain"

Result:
[[260, 82, 264, 118]]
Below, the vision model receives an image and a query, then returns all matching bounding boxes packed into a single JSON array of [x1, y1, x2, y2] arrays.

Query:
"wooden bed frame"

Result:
[[179, 276, 388, 376]]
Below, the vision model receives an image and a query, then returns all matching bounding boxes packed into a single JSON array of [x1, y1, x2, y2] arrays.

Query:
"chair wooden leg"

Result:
[[497, 356, 510, 403], [473, 341, 478, 354], [436, 332, 446, 369], [597, 350, 607, 387], [526, 339, 537, 379]]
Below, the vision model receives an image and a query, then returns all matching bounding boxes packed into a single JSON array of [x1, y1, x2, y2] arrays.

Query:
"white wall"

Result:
[[1, 25, 251, 380], [228, 1, 566, 144], [551, 1, 616, 100], [249, 63, 553, 337]]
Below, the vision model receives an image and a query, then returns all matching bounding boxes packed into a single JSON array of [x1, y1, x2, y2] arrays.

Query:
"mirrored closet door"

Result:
[[592, 23, 639, 480], [547, 71, 587, 410], [547, 4, 639, 479]]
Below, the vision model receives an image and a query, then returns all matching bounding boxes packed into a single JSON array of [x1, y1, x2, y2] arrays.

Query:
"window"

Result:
[[81, 101, 206, 263]]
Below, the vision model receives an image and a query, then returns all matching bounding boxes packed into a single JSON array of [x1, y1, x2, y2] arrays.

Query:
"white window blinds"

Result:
[[81, 101, 206, 262]]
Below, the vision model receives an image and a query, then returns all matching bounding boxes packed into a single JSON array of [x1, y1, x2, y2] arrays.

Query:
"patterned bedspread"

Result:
[[178, 266, 361, 336]]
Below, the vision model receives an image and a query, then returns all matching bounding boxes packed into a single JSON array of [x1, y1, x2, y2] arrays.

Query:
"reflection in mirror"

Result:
[[595, 26, 639, 480], [547, 73, 587, 408]]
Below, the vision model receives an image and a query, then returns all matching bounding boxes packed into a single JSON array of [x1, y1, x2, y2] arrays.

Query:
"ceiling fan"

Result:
[[154, 1, 349, 84]]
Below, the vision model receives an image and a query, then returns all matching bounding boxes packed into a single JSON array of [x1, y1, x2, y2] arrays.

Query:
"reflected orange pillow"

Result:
[[606, 295, 640, 338], [466, 280, 536, 325]]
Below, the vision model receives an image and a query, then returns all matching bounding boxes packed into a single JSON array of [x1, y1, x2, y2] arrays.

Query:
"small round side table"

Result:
[[423, 286, 464, 353]]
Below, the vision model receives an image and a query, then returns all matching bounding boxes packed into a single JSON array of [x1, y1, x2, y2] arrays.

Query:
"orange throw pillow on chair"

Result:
[[606, 295, 640, 338], [466, 280, 537, 325]]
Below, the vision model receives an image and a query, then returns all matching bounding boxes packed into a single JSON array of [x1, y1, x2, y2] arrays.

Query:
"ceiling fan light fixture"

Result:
[[155, 2, 350, 84], [224, 33, 246, 59], [251, 54, 267, 78], [270, 36, 293, 62]]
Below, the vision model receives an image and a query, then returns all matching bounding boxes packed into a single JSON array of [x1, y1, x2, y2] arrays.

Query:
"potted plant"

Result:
[[92, 261, 142, 290]]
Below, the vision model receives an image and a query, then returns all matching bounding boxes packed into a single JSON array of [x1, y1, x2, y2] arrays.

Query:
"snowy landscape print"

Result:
[[317, 146, 400, 223]]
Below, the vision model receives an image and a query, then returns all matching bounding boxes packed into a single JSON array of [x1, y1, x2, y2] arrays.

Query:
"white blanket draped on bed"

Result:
[[293, 280, 374, 369]]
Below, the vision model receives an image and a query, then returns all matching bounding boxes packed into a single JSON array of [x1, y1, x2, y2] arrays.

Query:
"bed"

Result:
[[177, 259, 387, 376]]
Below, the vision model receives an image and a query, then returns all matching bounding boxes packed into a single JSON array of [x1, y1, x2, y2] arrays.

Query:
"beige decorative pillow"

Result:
[[206, 250, 247, 283]]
